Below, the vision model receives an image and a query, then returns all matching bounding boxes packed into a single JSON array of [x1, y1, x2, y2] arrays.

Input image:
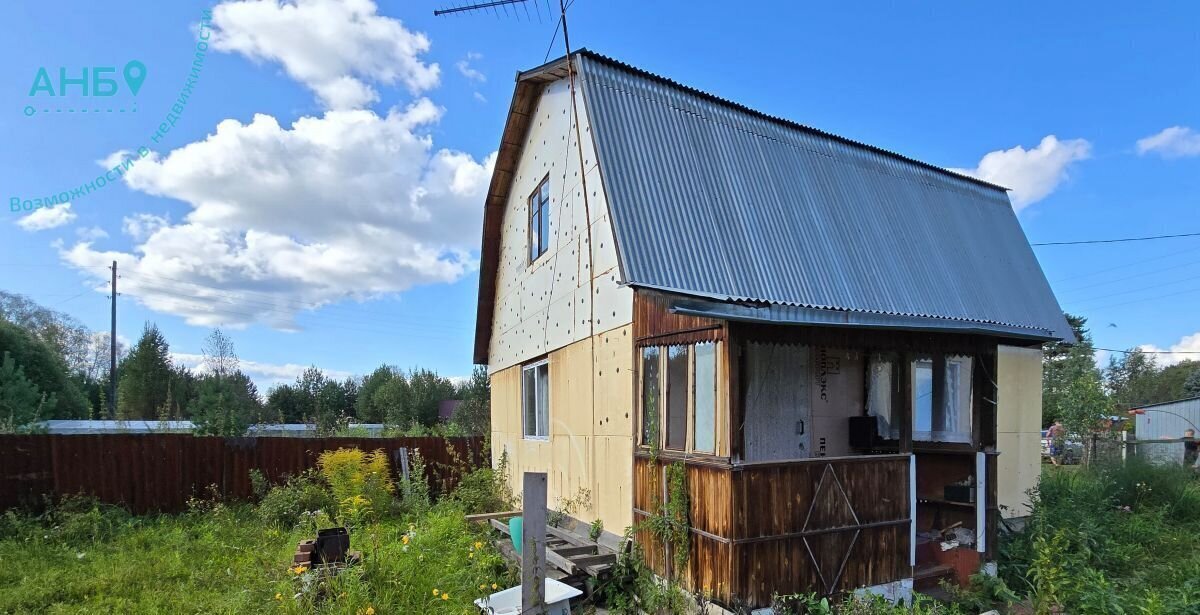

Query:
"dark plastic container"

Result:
[[316, 527, 350, 563]]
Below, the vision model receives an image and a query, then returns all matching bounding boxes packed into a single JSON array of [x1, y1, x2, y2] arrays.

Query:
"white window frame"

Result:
[[522, 359, 550, 440]]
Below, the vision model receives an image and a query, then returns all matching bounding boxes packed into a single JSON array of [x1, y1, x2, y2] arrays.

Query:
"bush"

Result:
[[257, 470, 336, 528], [448, 452, 512, 514], [317, 448, 396, 521]]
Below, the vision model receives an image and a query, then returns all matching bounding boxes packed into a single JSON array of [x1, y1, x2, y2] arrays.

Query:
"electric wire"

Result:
[[1032, 231, 1200, 246]]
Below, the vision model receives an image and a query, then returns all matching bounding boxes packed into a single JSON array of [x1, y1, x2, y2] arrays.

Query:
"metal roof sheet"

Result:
[[575, 51, 1073, 341]]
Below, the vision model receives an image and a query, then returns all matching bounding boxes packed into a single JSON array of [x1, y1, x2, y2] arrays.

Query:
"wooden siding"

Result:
[[634, 289, 725, 346], [633, 454, 911, 607]]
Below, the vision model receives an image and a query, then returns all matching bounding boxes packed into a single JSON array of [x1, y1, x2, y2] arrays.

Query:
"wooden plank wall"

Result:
[[0, 434, 485, 514], [633, 290, 724, 346], [632, 454, 910, 607]]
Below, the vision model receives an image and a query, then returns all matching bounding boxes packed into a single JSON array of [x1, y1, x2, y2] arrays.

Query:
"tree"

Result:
[[356, 365, 398, 423], [406, 369, 456, 428], [0, 351, 56, 432], [0, 320, 89, 419], [1043, 314, 1111, 435], [266, 384, 303, 423], [1105, 349, 1162, 410], [314, 380, 348, 434], [1186, 369, 1200, 398], [190, 371, 262, 437], [0, 290, 93, 375], [372, 374, 410, 427], [116, 323, 174, 419], [201, 328, 239, 379], [296, 366, 328, 422], [453, 365, 491, 435]]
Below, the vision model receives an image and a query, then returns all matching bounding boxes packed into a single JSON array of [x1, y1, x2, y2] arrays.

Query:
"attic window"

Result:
[[528, 176, 550, 264]]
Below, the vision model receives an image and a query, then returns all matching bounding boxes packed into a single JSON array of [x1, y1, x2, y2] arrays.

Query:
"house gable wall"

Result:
[[488, 75, 634, 532]]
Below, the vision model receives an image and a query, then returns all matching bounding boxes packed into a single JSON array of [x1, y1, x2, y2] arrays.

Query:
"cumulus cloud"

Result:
[[63, 104, 494, 328], [171, 352, 354, 389], [76, 226, 109, 241], [951, 135, 1091, 211], [1139, 332, 1200, 367], [210, 0, 439, 109], [17, 203, 76, 231], [456, 52, 485, 83], [1136, 126, 1200, 159]]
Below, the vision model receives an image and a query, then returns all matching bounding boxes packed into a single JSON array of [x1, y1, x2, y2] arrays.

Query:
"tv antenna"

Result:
[[434, 0, 550, 21]]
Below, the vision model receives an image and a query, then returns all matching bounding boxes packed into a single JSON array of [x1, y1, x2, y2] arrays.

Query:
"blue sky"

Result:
[[1, 0, 1198, 389]]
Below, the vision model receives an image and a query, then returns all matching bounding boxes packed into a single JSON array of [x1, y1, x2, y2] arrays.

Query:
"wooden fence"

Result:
[[0, 434, 486, 514]]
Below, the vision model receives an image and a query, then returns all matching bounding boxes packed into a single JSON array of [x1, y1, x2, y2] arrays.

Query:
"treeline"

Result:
[[1043, 314, 1200, 434], [0, 291, 488, 437]]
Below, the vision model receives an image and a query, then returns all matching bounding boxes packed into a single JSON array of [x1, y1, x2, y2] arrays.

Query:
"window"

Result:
[[640, 347, 661, 445], [641, 342, 719, 454], [693, 342, 717, 453], [911, 355, 973, 443], [665, 346, 689, 450], [528, 177, 551, 263], [522, 360, 549, 439], [866, 354, 898, 440]]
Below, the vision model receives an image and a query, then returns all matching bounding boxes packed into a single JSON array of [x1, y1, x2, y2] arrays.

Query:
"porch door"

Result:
[[743, 342, 813, 461]]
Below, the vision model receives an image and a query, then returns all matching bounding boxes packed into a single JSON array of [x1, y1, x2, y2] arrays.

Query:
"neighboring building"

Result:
[[1131, 396, 1200, 464], [474, 50, 1070, 607], [438, 399, 463, 423], [39, 420, 388, 437]]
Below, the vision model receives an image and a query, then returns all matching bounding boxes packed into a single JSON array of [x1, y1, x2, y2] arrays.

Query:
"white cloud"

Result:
[[64, 104, 494, 329], [1136, 126, 1200, 159], [75, 226, 109, 241], [473, 91, 487, 103], [210, 0, 440, 109], [456, 52, 485, 83], [1139, 332, 1200, 367], [951, 135, 1091, 211], [122, 213, 170, 241], [17, 203, 76, 231], [171, 352, 354, 389]]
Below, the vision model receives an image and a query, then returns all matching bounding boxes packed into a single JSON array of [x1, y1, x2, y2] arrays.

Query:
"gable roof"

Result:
[[474, 51, 1072, 362]]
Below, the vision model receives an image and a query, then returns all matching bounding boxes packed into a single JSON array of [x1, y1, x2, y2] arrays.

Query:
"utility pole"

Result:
[[109, 260, 117, 418]]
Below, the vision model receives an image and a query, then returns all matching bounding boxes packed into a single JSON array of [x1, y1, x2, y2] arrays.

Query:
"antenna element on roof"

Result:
[[433, 0, 528, 16]]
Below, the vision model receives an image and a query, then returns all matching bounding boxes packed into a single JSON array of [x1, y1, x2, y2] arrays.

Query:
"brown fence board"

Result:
[[0, 434, 485, 514]]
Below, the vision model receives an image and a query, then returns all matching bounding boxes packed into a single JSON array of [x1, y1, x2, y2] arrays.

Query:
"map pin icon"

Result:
[[123, 60, 147, 96]]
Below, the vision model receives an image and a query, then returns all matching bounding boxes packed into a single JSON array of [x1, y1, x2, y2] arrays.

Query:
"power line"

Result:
[[1095, 347, 1200, 355], [1032, 231, 1200, 247]]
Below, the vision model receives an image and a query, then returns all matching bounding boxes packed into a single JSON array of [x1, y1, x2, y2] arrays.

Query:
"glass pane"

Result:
[[529, 210, 540, 262], [523, 366, 537, 437], [540, 179, 550, 204], [538, 199, 550, 255], [641, 347, 661, 445], [912, 359, 933, 439], [665, 346, 689, 450], [693, 343, 716, 453], [536, 363, 550, 437], [941, 356, 972, 443], [867, 355, 895, 439]]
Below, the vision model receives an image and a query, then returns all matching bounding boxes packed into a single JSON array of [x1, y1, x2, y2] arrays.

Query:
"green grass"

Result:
[[0, 456, 517, 615], [0, 502, 513, 615]]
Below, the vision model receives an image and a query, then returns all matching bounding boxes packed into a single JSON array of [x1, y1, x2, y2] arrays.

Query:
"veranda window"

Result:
[[866, 354, 899, 440], [640, 347, 661, 445], [640, 342, 718, 454], [693, 342, 717, 453]]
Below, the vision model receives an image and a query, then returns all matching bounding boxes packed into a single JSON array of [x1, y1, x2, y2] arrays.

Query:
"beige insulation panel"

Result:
[[996, 345, 1044, 518]]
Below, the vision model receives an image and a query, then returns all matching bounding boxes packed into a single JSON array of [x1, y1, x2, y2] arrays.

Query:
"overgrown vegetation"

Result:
[[996, 460, 1200, 613], [0, 445, 516, 614]]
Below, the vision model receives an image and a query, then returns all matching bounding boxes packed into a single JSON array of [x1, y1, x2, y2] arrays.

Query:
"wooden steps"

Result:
[[477, 512, 617, 581]]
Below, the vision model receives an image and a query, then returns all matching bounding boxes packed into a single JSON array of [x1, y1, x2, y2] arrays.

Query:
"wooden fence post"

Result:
[[522, 472, 547, 615]]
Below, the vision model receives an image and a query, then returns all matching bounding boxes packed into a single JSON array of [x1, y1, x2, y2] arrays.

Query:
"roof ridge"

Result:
[[551, 49, 1009, 194]]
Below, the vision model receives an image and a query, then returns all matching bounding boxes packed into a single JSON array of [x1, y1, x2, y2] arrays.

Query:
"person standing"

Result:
[[1047, 420, 1066, 466], [1184, 429, 1199, 467]]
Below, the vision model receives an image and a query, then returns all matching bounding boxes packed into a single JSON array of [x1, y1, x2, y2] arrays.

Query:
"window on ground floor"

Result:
[[640, 342, 719, 454], [522, 359, 549, 439]]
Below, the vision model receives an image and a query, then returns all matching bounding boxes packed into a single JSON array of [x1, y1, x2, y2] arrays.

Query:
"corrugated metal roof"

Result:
[[575, 51, 1074, 341]]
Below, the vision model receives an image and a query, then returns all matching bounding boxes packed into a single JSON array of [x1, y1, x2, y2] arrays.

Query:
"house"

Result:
[[474, 50, 1070, 606]]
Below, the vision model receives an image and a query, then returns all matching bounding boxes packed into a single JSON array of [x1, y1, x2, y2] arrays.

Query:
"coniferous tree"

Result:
[[116, 323, 174, 420]]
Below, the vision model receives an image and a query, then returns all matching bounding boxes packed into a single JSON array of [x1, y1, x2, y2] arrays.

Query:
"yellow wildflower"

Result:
[[441, 593, 449, 601], [468, 552, 474, 558], [432, 588, 439, 596], [474, 541, 483, 550], [402, 535, 410, 545], [491, 583, 498, 590], [479, 584, 487, 590], [274, 593, 282, 601], [366, 607, 375, 615]]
